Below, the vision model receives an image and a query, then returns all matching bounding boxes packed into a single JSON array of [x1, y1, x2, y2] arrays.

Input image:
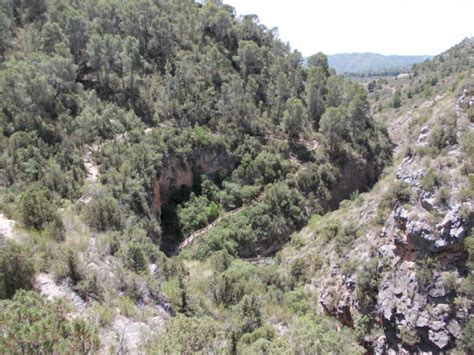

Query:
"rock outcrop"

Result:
[[313, 94, 473, 353], [0, 213, 15, 243], [154, 149, 236, 212]]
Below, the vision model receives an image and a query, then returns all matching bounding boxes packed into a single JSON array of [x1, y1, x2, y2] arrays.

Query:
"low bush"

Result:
[[421, 167, 443, 191], [16, 184, 57, 230], [355, 258, 379, 310], [0, 291, 99, 353], [83, 194, 122, 232], [0, 242, 35, 299], [148, 316, 223, 353]]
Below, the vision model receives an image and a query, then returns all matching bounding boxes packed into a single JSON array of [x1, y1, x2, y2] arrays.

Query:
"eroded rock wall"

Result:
[[309, 95, 473, 353], [153, 149, 236, 213]]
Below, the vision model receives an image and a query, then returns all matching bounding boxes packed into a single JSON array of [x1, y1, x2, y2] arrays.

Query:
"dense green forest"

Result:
[[0, 0, 391, 351], [0, 0, 472, 353], [0, 0, 391, 252]]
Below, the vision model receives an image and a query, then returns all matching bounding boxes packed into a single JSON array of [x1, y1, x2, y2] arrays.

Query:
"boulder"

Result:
[[447, 320, 461, 338], [428, 280, 449, 298], [428, 329, 450, 349]]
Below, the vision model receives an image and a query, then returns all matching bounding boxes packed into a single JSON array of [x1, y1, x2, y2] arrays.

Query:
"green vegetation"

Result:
[[0, 290, 99, 353], [0, 0, 391, 258], [326, 53, 432, 76], [0, 242, 34, 299], [149, 315, 223, 353], [1, 0, 470, 353]]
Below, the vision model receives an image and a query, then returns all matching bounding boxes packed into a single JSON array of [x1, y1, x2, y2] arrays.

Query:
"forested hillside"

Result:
[[0, 0, 472, 353], [288, 38, 473, 353], [327, 52, 432, 76], [0, 0, 392, 352]]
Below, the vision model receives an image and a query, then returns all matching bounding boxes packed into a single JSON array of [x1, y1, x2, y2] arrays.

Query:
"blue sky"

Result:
[[224, 0, 474, 56]]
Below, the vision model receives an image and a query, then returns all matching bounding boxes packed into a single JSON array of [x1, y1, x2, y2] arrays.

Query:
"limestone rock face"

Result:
[[393, 203, 472, 254], [315, 95, 473, 353], [319, 275, 355, 327], [154, 148, 236, 211]]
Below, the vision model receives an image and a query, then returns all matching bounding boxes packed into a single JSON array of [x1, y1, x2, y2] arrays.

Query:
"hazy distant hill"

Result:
[[327, 53, 433, 75]]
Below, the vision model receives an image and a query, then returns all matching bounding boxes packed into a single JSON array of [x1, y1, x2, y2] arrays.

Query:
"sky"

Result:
[[223, 0, 474, 56]]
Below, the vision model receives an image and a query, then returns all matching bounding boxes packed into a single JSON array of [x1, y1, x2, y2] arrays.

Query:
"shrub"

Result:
[[421, 167, 443, 191], [116, 296, 137, 318], [209, 249, 233, 273], [256, 265, 287, 290], [119, 242, 148, 274], [16, 184, 56, 230], [290, 315, 363, 354], [335, 222, 359, 255], [318, 218, 340, 242], [43, 214, 66, 242], [236, 325, 281, 353], [460, 318, 474, 353], [428, 114, 457, 151], [0, 290, 99, 353], [236, 294, 262, 334], [465, 232, 474, 271], [376, 181, 411, 224], [435, 187, 450, 205], [415, 257, 436, 292], [0, 242, 35, 299], [460, 130, 474, 157], [399, 326, 420, 347], [392, 89, 401, 108], [83, 194, 122, 232], [74, 272, 104, 301], [149, 316, 223, 354], [354, 314, 371, 342], [283, 288, 312, 315], [51, 247, 84, 285], [211, 261, 257, 306], [290, 258, 309, 285], [355, 258, 379, 310], [177, 193, 220, 237], [90, 302, 115, 327]]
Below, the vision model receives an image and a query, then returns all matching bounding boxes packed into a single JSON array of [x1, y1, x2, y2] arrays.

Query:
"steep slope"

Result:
[[280, 39, 474, 353], [0, 0, 471, 353], [0, 0, 390, 352]]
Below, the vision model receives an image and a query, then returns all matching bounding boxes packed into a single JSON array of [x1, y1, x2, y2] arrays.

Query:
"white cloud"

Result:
[[224, 0, 474, 55]]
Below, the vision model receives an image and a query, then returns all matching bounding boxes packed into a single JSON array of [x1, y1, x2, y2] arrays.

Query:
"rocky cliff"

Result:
[[154, 149, 236, 211], [280, 88, 473, 353]]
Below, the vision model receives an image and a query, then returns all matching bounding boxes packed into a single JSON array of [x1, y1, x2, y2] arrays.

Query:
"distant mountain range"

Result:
[[327, 53, 433, 76]]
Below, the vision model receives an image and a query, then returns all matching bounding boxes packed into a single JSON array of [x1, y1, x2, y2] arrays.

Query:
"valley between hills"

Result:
[[0, 0, 473, 353]]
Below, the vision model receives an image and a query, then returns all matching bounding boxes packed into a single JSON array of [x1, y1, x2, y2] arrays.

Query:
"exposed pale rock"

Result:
[[429, 320, 446, 332], [428, 329, 450, 349], [447, 320, 461, 338], [0, 213, 15, 240], [428, 280, 449, 298], [112, 316, 151, 353], [415, 312, 430, 327], [420, 198, 436, 212], [433, 304, 451, 320]]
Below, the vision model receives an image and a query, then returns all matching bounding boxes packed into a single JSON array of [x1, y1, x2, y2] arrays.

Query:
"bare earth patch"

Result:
[[34, 273, 87, 312], [83, 144, 99, 183], [0, 213, 15, 240]]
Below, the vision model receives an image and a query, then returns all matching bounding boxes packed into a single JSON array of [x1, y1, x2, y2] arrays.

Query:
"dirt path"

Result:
[[177, 207, 244, 251], [265, 134, 319, 151], [0, 213, 15, 240], [177, 153, 312, 253], [244, 256, 274, 266], [83, 144, 99, 183]]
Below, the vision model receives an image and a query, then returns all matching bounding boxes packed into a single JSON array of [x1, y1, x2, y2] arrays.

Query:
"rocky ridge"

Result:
[[283, 91, 473, 353]]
